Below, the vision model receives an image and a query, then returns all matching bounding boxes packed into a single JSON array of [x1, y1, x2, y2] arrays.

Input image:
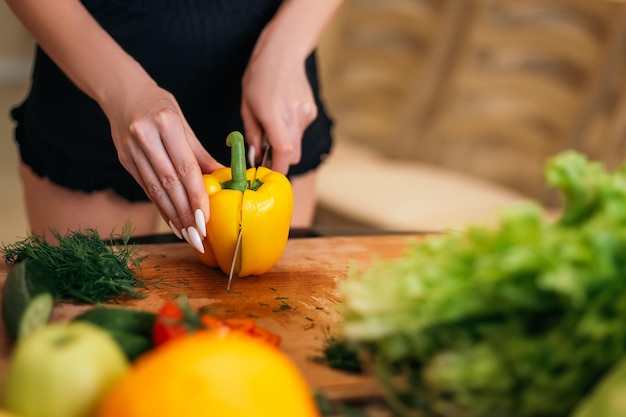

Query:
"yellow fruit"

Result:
[[97, 331, 320, 417], [0, 410, 20, 417]]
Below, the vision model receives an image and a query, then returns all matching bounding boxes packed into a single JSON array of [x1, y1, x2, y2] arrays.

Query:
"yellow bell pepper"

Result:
[[196, 131, 293, 277]]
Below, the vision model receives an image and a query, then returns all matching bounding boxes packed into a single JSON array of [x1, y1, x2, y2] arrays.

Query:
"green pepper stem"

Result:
[[223, 131, 248, 192]]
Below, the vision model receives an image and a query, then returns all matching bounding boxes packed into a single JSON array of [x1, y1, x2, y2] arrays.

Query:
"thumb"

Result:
[[183, 121, 224, 173]]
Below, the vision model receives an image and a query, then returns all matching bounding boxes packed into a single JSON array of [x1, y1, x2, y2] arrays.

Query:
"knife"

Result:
[[247, 135, 272, 170], [259, 135, 271, 168], [227, 136, 271, 291]]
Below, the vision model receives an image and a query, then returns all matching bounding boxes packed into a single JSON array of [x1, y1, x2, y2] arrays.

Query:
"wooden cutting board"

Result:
[[0, 233, 423, 401]]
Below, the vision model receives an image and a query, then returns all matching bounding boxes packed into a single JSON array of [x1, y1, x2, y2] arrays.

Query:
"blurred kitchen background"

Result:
[[2, 0, 626, 244]]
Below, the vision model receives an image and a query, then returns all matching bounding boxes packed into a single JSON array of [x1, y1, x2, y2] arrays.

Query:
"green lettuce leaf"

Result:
[[338, 151, 626, 417]]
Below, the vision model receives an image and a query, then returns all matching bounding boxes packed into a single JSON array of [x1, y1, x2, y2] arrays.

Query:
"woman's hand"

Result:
[[241, 0, 344, 174], [104, 80, 223, 252], [241, 41, 317, 175]]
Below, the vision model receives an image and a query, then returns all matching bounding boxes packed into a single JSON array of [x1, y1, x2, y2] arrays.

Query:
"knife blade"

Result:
[[227, 136, 272, 291], [247, 135, 271, 171], [227, 228, 242, 291], [260, 135, 271, 169]]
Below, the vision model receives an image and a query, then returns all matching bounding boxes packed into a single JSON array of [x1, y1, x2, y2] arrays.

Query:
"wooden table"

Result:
[[0, 233, 424, 405]]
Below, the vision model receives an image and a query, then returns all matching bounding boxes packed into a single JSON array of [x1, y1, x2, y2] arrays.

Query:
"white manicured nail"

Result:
[[187, 226, 205, 253], [168, 220, 183, 240], [248, 145, 256, 168], [181, 228, 189, 243], [195, 209, 206, 238]]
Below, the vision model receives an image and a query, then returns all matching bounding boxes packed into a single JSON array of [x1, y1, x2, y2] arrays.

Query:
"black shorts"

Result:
[[11, 0, 333, 202]]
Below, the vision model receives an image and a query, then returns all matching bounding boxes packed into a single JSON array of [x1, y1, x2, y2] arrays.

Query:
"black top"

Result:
[[11, 0, 333, 202]]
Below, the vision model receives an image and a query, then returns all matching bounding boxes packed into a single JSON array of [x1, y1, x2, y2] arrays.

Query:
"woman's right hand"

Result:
[[103, 80, 223, 252]]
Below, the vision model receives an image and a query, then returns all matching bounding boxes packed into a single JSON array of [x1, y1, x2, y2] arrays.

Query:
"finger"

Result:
[[130, 114, 198, 239], [180, 120, 217, 234], [190, 141, 224, 174], [248, 145, 257, 169], [263, 119, 294, 175], [286, 100, 317, 165], [153, 109, 210, 242], [183, 118, 224, 174], [124, 156, 184, 240], [264, 100, 315, 174], [134, 139, 205, 253], [241, 100, 264, 166], [124, 138, 182, 235]]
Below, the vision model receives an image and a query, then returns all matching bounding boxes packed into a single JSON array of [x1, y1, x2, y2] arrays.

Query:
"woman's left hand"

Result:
[[240, 0, 344, 174], [240, 32, 317, 175]]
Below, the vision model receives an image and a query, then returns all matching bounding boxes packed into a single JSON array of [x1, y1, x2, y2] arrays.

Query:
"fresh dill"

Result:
[[1, 225, 146, 304]]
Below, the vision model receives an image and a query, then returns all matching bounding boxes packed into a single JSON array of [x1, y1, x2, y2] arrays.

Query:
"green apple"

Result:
[[1, 321, 129, 417]]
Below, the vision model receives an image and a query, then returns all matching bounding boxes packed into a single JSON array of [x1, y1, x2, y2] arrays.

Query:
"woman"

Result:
[[5, 0, 342, 252]]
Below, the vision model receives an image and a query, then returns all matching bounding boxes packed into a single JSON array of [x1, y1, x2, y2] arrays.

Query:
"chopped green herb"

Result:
[[314, 335, 362, 374], [150, 278, 164, 289]]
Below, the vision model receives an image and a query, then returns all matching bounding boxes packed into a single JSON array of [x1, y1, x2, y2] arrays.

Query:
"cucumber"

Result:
[[106, 329, 155, 361], [73, 306, 156, 336], [1, 259, 56, 342], [73, 306, 157, 360]]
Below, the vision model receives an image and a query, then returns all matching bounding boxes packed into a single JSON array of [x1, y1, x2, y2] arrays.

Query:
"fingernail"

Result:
[[248, 145, 256, 168], [168, 220, 183, 240], [187, 226, 205, 253], [181, 228, 189, 243], [195, 209, 206, 238]]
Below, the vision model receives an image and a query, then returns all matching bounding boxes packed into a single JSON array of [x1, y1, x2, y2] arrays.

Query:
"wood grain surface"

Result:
[[0, 234, 423, 401]]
